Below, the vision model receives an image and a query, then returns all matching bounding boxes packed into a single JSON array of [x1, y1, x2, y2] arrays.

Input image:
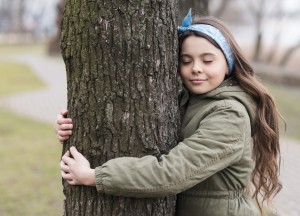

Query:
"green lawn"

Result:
[[0, 108, 64, 216], [0, 61, 45, 96], [0, 46, 64, 215], [266, 82, 300, 141], [0, 44, 45, 55]]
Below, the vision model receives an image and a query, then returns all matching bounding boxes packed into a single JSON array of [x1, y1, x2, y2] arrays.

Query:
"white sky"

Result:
[[21, 0, 59, 35]]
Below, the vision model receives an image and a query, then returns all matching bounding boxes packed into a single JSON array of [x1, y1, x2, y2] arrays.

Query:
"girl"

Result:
[[57, 9, 283, 216]]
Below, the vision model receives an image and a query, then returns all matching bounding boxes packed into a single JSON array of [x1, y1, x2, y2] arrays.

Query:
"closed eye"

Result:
[[180, 60, 191, 65], [203, 60, 213, 64], [180, 57, 192, 65]]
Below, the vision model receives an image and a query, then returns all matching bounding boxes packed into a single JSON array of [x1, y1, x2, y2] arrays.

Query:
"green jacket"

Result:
[[95, 78, 260, 216]]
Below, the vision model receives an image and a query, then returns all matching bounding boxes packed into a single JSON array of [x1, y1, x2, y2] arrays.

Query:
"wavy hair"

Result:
[[178, 16, 285, 210]]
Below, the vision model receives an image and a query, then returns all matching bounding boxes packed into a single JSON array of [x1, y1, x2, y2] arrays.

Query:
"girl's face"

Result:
[[180, 35, 228, 95]]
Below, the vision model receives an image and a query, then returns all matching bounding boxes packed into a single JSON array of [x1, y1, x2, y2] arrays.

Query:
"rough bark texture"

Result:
[[179, 0, 208, 21], [61, 0, 180, 215]]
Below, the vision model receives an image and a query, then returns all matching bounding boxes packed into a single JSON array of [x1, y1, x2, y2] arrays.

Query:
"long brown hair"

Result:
[[179, 16, 284, 209]]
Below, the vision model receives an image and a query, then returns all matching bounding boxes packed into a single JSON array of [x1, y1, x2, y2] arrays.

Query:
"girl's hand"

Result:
[[55, 109, 73, 142], [60, 146, 96, 186]]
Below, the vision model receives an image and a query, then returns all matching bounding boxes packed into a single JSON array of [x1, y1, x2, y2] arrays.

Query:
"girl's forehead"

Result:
[[181, 36, 221, 55]]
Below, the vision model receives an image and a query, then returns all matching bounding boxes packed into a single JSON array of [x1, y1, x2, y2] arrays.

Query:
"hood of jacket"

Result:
[[180, 77, 257, 135]]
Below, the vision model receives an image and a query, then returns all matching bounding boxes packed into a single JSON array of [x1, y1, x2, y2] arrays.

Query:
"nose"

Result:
[[192, 61, 203, 74]]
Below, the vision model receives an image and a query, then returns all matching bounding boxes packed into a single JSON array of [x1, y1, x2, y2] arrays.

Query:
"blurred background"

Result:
[[0, 0, 299, 215]]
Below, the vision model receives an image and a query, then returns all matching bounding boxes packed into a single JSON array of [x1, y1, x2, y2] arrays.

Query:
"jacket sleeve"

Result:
[[95, 101, 249, 197]]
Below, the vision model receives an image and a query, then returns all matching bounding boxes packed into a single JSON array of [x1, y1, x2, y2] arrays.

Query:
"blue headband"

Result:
[[178, 9, 235, 73]]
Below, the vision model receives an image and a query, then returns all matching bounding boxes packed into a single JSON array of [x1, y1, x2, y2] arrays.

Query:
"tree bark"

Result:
[[61, 0, 180, 215]]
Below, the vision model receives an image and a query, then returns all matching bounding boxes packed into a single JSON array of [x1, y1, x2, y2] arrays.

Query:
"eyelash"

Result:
[[181, 61, 191, 65], [180, 60, 213, 65]]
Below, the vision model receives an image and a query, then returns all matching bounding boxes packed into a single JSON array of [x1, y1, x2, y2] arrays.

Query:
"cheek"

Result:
[[179, 67, 186, 77], [206, 67, 226, 83], [179, 69, 189, 84], [211, 62, 227, 77]]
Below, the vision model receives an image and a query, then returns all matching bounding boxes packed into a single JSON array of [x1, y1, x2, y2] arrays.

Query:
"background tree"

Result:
[[210, 0, 230, 18], [48, 0, 66, 55], [179, 0, 209, 21], [245, 0, 266, 61], [280, 41, 300, 66], [61, 0, 180, 215], [0, 0, 25, 33]]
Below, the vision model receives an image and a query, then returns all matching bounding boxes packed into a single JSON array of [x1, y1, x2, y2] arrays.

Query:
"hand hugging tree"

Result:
[[60, 0, 185, 215]]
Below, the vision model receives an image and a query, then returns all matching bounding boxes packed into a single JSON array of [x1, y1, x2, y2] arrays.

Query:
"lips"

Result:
[[190, 78, 207, 84]]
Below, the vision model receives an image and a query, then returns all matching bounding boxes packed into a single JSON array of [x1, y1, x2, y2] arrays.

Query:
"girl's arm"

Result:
[[61, 101, 250, 198]]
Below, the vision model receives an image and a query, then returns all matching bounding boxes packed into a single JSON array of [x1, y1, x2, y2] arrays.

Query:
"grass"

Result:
[[0, 61, 45, 96], [265, 81, 300, 141], [0, 44, 45, 55], [0, 108, 64, 216], [0, 45, 64, 215]]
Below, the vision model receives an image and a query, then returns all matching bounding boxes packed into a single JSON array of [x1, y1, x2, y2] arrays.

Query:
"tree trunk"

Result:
[[179, 0, 209, 21], [279, 42, 300, 66], [248, 0, 265, 62], [211, 0, 230, 18], [61, 0, 180, 215], [48, 0, 67, 55], [12, 0, 25, 33]]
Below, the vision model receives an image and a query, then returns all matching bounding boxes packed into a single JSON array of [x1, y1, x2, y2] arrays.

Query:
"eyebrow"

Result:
[[180, 52, 217, 57]]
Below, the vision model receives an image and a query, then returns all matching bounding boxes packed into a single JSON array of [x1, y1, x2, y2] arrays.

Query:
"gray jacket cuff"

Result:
[[95, 166, 105, 193]]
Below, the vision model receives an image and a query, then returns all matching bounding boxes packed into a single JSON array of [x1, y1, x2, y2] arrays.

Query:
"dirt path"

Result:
[[0, 54, 67, 123], [272, 139, 300, 216]]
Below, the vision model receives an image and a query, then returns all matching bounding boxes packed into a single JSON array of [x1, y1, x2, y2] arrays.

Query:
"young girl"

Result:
[[56, 9, 283, 216]]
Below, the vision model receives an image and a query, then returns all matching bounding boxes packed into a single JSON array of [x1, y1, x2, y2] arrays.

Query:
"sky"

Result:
[[23, 0, 59, 35], [0, 0, 59, 35], [219, 0, 300, 47], [2, 0, 300, 46]]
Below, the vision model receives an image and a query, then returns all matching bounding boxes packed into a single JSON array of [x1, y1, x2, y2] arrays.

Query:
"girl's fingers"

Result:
[[69, 147, 89, 164], [62, 156, 73, 165], [61, 151, 74, 165], [69, 147, 81, 160], [60, 159, 73, 181], [63, 150, 71, 157], [55, 111, 73, 141], [60, 160, 70, 172], [60, 123, 73, 130], [60, 109, 68, 116], [57, 135, 69, 142], [57, 129, 72, 137], [61, 171, 73, 181], [60, 158, 75, 182], [57, 118, 72, 125]]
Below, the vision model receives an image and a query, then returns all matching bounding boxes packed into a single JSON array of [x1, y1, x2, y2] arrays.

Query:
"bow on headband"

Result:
[[178, 9, 235, 73]]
